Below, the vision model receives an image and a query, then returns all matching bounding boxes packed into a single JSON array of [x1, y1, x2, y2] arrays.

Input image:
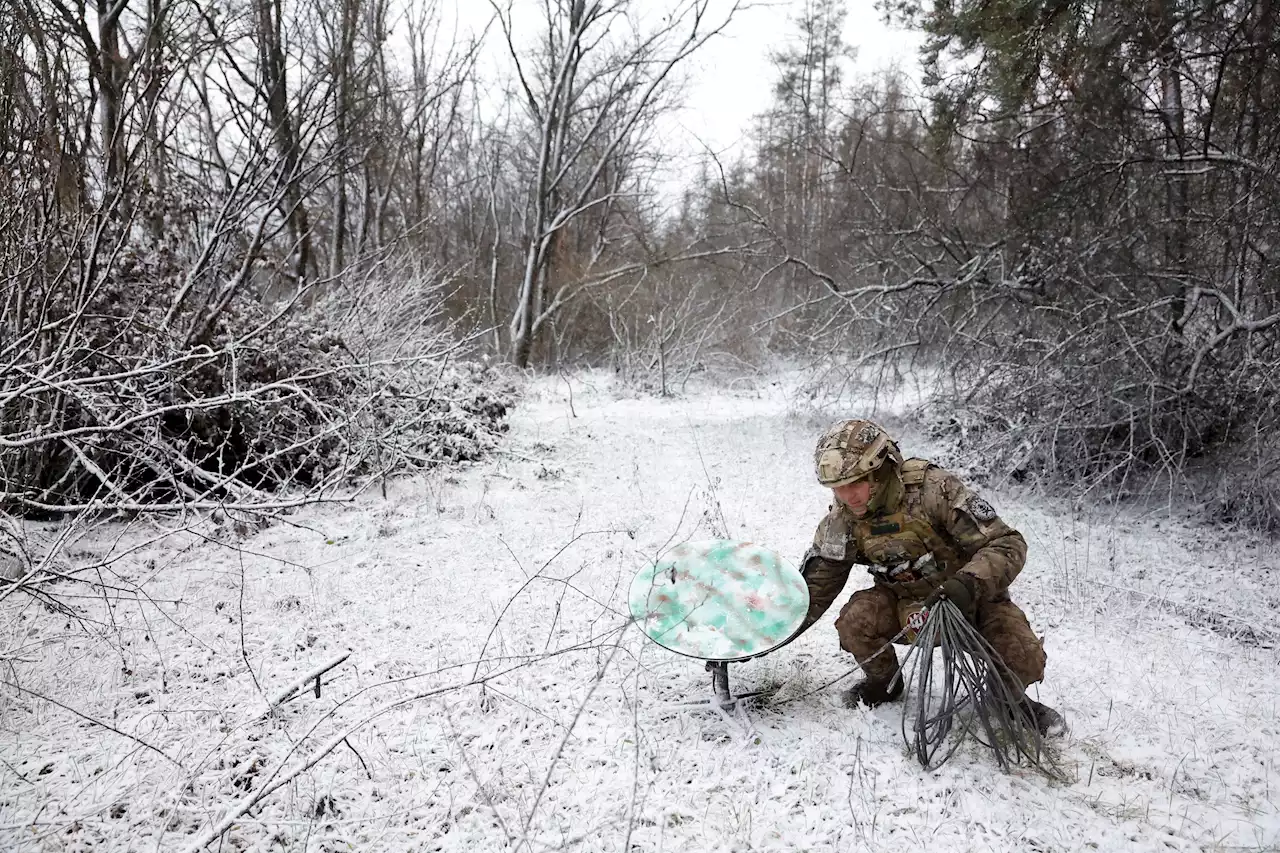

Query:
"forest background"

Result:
[[5, 0, 1279, 529], [4, 1, 1280, 849]]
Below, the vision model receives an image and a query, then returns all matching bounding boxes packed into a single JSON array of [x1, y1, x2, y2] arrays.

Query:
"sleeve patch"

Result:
[[964, 494, 998, 523], [813, 510, 851, 561]]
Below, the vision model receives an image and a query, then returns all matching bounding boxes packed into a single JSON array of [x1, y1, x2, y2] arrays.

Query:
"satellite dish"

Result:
[[629, 539, 809, 663]]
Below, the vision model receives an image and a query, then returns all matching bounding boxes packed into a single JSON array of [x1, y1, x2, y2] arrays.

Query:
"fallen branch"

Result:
[[265, 651, 352, 710]]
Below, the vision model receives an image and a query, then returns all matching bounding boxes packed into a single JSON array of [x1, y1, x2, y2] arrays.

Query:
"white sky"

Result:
[[670, 1, 925, 157], [445, 1, 925, 160]]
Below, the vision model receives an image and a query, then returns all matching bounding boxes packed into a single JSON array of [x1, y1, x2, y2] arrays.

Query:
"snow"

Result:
[[2, 368, 1278, 852]]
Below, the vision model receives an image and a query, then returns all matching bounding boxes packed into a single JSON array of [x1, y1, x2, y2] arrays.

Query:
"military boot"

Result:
[[1021, 698, 1067, 738], [843, 675, 904, 709]]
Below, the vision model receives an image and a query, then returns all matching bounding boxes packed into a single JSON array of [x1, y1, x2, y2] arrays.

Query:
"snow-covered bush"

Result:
[[0, 240, 514, 513]]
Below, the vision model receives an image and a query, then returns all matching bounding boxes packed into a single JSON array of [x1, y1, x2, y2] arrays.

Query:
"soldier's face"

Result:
[[832, 479, 873, 516]]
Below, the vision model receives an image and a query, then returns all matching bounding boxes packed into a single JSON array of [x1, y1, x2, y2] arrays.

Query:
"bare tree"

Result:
[[0, 0, 501, 515], [491, 0, 742, 368]]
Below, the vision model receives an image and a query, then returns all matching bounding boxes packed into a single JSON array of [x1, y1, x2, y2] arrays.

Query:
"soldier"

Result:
[[798, 418, 1066, 736]]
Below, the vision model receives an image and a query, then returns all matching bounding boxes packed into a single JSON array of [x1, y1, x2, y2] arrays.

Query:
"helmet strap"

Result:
[[866, 464, 904, 515]]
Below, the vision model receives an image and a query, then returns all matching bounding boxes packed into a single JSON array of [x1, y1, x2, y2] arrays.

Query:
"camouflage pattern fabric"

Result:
[[813, 419, 903, 487], [832, 586, 1046, 689], [800, 458, 1047, 689]]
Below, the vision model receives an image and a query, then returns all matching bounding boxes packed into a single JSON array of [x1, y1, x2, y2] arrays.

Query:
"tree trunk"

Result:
[[256, 0, 311, 284], [97, 0, 126, 210], [1153, 0, 1190, 337], [328, 0, 359, 280]]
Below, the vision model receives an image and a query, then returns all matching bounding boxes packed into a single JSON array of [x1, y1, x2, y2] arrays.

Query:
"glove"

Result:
[[927, 573, 979, 623]]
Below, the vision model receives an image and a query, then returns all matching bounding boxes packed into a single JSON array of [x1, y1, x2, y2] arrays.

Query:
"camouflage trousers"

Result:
[[834, 584, 1046, 691]]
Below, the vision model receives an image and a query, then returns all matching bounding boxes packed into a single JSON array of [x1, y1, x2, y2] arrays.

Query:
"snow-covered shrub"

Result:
[[0, 239, 514, 512], [921, 260, 1280, 529]]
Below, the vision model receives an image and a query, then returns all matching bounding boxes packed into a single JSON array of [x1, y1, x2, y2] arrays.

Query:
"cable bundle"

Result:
[[897, 599, 1065, 780]]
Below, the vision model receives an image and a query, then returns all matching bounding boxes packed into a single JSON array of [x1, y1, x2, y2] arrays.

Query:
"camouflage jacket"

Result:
[[799, 458, 1027, 632]]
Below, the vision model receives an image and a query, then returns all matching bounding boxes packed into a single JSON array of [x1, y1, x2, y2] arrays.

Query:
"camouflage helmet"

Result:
[[813, 419, 903, 487]]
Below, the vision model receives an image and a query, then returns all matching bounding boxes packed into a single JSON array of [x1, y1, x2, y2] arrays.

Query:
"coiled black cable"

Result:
[[896, 599, 1065, 780]]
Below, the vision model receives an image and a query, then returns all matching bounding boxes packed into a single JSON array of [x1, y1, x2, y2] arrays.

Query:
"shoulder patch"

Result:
[[964, 493, 998, 523], [813, 507, 853, 561]]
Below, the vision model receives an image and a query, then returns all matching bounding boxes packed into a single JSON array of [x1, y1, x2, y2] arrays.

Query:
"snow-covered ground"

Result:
[[3, 369, 1279, 852]]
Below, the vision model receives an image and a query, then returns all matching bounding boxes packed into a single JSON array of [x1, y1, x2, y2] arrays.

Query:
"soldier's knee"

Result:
[[986, 633, 1045, 688], [980, 602, 1047, 687], [1006, 634, 1047, 686], [835, 590, 896, 651], [835, 618, 868, 655]]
